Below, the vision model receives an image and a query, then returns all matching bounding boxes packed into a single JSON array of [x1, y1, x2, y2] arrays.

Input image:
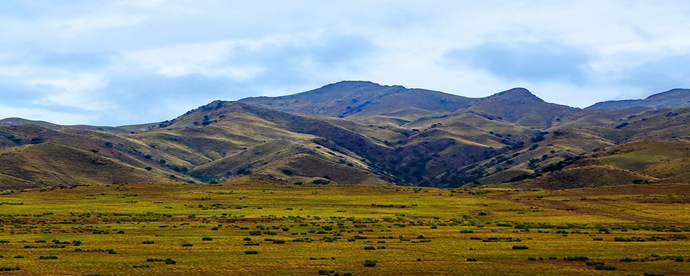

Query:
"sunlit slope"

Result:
[[505, 141, 690, 189], [0, 143, 171, 189]]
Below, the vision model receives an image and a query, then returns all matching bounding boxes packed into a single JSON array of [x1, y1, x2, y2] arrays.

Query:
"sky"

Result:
[[1, 0, 690, 126]]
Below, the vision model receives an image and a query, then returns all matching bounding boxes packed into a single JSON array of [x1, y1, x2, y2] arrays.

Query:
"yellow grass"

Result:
[[0, 183, 689, 275]]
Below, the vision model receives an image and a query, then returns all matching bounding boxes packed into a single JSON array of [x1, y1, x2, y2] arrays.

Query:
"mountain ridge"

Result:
[[586, 88, 690, 110], [1, 81, 689, 190]]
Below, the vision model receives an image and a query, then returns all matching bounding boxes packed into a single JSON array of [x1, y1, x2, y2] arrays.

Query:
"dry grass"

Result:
[[0, 182, 688, 275]]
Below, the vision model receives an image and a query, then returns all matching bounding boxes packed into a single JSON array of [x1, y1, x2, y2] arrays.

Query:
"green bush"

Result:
[[202, 237, 213, 241], [0, 266, 20, 271], [182, 243, 193, 247], [364, 246, 376, 250], [512, 245, 529, 250], [39, 255, 59, 259], [594, 265, 616, 270], [363, 260, 378, 267], [245, 250, 259, 254]]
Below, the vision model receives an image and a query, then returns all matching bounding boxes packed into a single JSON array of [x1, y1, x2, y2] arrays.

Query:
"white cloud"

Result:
[[0, 105, 94, 125], [58, 14, 147, 36], [1, 0, 690, 125], [124, 40, 266, 80]]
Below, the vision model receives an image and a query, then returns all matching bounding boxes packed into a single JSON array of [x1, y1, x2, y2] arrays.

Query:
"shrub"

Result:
[[133, 264, 150, 268], [594, 265, 616, 270], [364, 246, 376, 250], [363, 260, 378, 267], [39, 255, 58, 259], [0, 267, 20, 271], [564, 256, 589, 261], [512, 246, 529, 250], [245, 251, 259, 254], [164, 258, 176, 264], [202, 237, 213, 241], [527, 257, 537, 261], [182, 243, 193, 247], [142, 241, 155, 244], [467, 258, 478, 262]]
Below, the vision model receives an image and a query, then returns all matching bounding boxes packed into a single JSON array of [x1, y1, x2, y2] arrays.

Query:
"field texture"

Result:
[[0, 183, 689, 275]]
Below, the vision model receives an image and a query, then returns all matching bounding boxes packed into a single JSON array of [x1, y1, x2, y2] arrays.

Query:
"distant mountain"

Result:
[[0, 117, 139, 134], [240, 81, 475, 119], [1, 81, 689, 190], [586, 89, 690, 110]]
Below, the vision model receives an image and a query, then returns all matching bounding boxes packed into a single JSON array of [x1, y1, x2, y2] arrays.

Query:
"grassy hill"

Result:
[[0, 143, 171, 189], [0, 82, 689, 190], [503, 141, 690, 189]]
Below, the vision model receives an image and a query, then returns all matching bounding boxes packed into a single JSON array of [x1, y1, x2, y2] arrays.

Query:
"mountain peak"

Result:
[[485, 87, 544, 103]]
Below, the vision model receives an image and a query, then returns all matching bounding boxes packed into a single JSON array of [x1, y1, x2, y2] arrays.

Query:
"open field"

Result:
[[1, 182, 689, 275]]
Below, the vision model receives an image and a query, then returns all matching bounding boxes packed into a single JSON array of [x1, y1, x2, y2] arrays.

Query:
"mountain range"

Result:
[[1, 81, 689, 190]]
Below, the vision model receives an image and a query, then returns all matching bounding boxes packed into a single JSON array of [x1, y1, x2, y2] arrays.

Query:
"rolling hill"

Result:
[[0, 81, 689, 190]]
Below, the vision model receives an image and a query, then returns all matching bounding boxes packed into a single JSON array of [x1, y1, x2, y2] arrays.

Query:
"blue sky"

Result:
[[1, 0, 690, 126]]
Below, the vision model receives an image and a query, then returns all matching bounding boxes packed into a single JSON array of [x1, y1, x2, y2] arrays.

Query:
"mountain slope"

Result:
[[0, 143, 171, 189], [517, 141, 690, 189], [1, 81, 690, 190], [240, 81, 475, 119], [587, 88, 690, 110]]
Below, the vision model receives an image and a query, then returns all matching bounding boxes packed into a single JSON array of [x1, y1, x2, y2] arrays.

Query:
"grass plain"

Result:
[[0, 182, 689, 275]]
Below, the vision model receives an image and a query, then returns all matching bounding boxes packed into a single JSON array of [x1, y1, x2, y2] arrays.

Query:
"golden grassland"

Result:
[[0, 182, 689, 275]]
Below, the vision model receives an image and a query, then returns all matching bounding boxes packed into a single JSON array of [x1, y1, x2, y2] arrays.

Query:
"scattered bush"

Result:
[[245, 251, 259, 254], [594, 265, 616, 270], [363, 260, 378, 267]]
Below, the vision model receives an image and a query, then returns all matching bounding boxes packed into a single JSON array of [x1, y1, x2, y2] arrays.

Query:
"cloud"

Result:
[[1, 1, 690, 125], [444, 42, 591, 85], [618, 54, 690, 94]]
